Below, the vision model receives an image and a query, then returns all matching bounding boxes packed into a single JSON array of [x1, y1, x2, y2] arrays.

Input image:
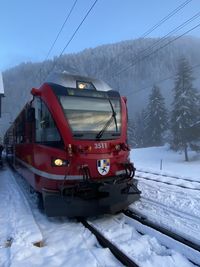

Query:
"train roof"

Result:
[[45, 72, 113, 92]]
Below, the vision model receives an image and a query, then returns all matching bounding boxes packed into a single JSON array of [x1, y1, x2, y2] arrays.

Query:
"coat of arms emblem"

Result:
[[97, 159, 110, 175]]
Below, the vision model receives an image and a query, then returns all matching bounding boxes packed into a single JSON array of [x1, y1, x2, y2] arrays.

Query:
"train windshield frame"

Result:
[[59, 95, 121, 140], [50, 83, 122, 140]]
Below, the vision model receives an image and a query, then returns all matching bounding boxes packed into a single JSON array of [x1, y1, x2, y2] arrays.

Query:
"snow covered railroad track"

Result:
[[131, 196, 200, 244], [80, 218, 139, 267], [87, 213, 200, 267], [124, 209, 200, 262], [136, 169, 200, 191], [132, 171, 200, 247], [3, 167, 125, 266]]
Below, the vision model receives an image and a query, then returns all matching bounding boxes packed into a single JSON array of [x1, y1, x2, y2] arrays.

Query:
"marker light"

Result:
[[115, 144, 121, 151]]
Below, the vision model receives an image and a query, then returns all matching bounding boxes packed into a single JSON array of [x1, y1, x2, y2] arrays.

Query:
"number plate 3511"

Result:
[[94, 143, 107, 149]]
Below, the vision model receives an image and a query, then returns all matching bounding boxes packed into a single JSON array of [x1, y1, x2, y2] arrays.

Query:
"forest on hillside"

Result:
[[1, 36, 200, 156]]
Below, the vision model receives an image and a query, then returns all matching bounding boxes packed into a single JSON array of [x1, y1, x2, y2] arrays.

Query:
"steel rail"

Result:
[[136, 169, 200, 184], [80, 218, 139, 267], [124, 209, 200, 253], [136, 175, 200, 191], [135, 173, 200, 191]]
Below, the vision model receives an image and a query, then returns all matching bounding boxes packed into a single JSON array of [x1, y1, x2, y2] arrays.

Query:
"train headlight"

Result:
[[52, 158, 69, 167], [54, 159, 63, 166], [77, 82, 86, 89], [76, 81, 96, 90]]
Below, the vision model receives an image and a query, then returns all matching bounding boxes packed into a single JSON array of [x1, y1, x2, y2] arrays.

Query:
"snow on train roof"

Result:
[[45, 72, 112, 92]]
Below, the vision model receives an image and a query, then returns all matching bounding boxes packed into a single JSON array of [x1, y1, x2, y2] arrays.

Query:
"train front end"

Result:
[[31, 73, 140, 217]]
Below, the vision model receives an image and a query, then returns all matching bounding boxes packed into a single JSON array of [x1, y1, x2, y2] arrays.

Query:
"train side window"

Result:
[[15, 112, 25, 144], [33, 98, 61, 143]]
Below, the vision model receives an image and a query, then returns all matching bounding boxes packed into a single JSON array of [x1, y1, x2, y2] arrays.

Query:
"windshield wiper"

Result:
[[96, 99, 118, 139]]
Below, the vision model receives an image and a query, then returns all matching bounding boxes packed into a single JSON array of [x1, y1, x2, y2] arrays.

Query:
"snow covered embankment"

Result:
[[0, 168, 43, 267]]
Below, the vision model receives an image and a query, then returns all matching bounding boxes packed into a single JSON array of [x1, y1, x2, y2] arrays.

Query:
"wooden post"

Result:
[[160, 159, 162, 170]]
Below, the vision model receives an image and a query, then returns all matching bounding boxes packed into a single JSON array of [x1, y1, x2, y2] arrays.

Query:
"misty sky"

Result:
[[1, 0, 200, 71]]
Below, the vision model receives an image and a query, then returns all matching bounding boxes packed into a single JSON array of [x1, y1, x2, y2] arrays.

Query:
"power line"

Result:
[[45, 0, 99, 80], [114, 20, 200, 78], [36, 0, 78, 82], [115, 12, 200, 77], [102, 0, 193, 79], [140, 0, 192, 38], [146, 11, 200, 50], [125, 62, 200, 97], [44, 0, 78, 61]]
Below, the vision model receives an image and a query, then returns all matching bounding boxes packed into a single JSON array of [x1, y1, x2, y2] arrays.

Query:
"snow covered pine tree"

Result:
[[171, 57, 200, 161], [145, 85, 168, 147]]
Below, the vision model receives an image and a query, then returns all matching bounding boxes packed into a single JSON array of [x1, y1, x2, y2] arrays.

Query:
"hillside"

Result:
[[1, 36, 200, 135]]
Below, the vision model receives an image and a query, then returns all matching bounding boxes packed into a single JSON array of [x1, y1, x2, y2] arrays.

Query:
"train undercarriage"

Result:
[[42, 176, 140, 217]]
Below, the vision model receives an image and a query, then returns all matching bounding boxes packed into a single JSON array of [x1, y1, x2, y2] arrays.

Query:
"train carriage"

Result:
[[4, 72, 140, 217]]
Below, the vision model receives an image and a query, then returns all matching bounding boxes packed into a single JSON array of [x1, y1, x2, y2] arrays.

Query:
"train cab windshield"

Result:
[[59, 95, 121, 140]]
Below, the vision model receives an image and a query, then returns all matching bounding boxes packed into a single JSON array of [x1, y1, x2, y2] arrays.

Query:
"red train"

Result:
[[4, 72, 140, 217]]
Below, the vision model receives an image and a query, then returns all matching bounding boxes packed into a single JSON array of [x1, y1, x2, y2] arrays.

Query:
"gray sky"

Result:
[[1, 0, 200, 71]]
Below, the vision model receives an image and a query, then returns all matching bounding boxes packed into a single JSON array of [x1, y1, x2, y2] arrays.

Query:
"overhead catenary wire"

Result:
[[125, 62, 200, 97], [114, 21, 200, 79], [140, 0, 193, 38], [36, 0, 197, 96], [114, 12, 200, 78], [108, 1, 200, 99], [36, 0, 78, 82], [102, 0, 193, 79], [44, 0, 99, 81], [36, 0, 192, 84], [44, 0, 78, 61]]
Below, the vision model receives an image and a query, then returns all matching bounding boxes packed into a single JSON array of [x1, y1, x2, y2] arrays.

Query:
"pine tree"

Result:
[[127, 119, 137, 148], [135, 109, 148, 148], [145, 85, 168, 146], [171, 57, 200, 161]]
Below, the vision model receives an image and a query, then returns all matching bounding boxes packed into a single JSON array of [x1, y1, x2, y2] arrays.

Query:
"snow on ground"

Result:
[[130, 145, 200, 248], [0, 167, 42, 267], [131, 144, 200, 181], [8, 213, 122, 267], [1, 145, 200, 266], [89, 214, 196, 267], [130, 181, 200, 244], [0, 167, 121, 267]]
